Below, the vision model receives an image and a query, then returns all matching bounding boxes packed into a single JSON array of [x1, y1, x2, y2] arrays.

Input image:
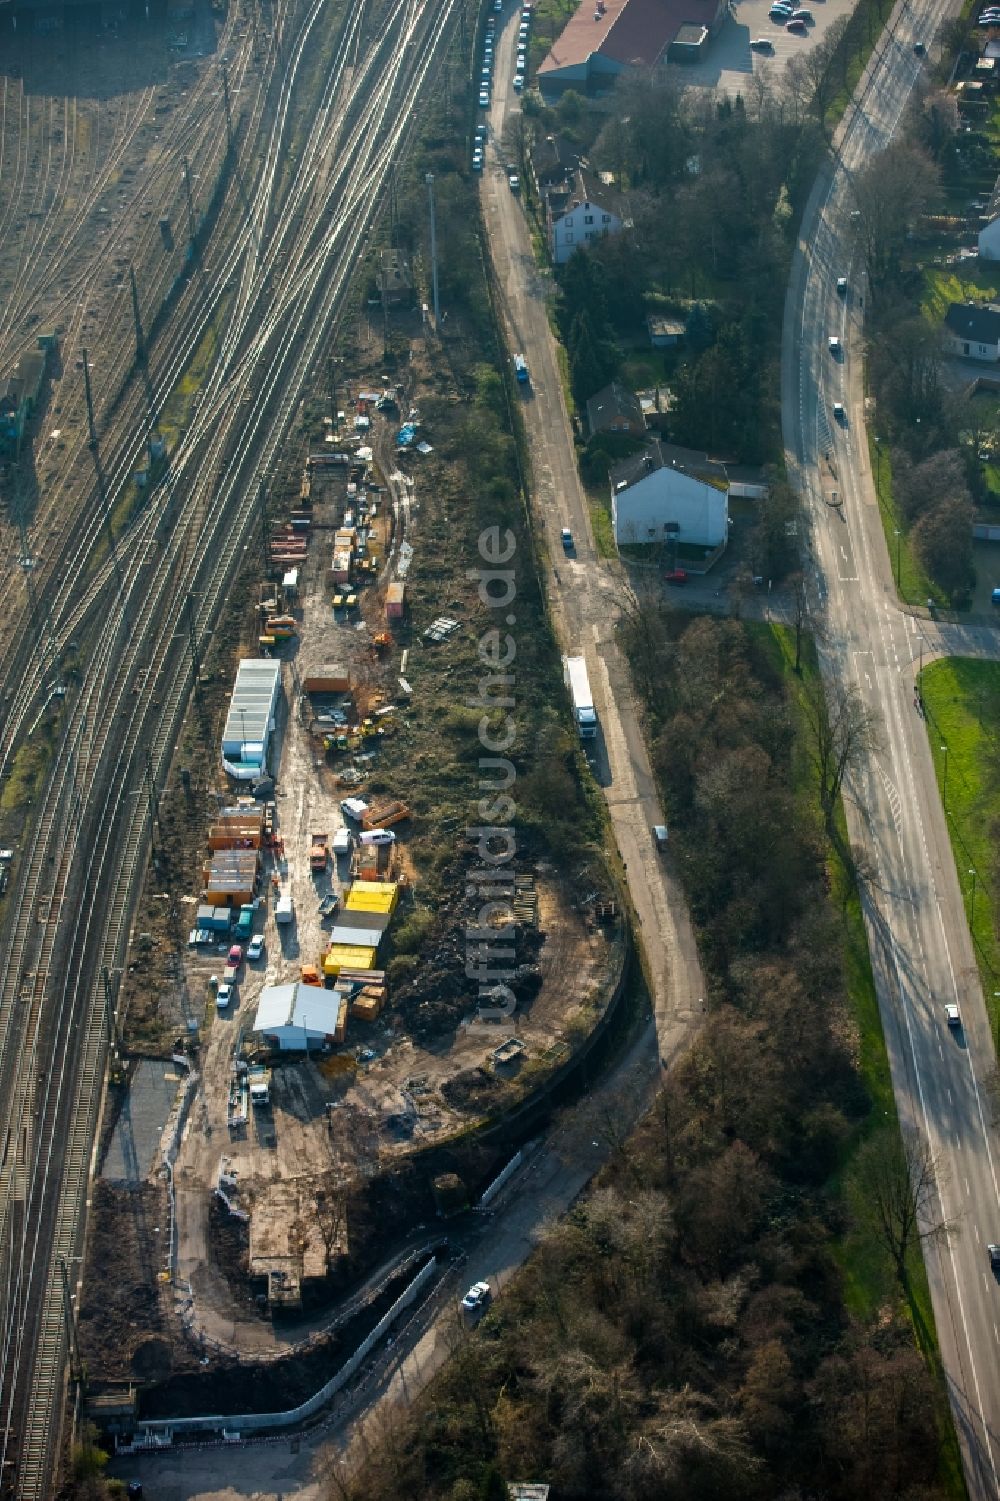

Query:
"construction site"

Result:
[[78, 370, 626, 1421]]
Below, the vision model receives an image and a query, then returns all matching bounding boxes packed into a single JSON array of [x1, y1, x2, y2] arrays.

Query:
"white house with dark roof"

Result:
[[545, 174, 623, 265], [943, 301, 1000, 361], [610, 440, 729, 550]]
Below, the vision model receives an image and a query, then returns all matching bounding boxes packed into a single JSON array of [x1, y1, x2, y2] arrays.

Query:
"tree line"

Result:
[[346, 613, 954, 1501]]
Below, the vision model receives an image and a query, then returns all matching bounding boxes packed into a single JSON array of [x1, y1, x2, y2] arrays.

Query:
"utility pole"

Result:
[[129, 263, 145, 366], [82, 348, 97, 449], [220, 59, 233, 150], [59, 1257, 82, 1384], [145, 746, 162, 852], [185, 591, 202, 694], [101, 966, 121, 1056], [258, 478, 268, 568], [182, 157, 197, 258], [425, 173, 440, 330]]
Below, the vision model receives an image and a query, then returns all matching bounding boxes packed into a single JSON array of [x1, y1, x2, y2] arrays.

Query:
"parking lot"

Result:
[[666, 0, 864, 93]]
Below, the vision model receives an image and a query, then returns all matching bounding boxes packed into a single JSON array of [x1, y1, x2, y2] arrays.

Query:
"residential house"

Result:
[[586, 381, 646, 438], [543, 171, 623, 265], [610, 440, 729, 551], [943, 301, 1000, 360], [979, 174, 1000, 260], [537, 0, 726, 99], [647, 314, 685, 348]]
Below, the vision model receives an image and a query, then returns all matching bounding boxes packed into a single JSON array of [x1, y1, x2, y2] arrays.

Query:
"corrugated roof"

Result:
[[222, 659, 281, 748], [253, 980, 341, 1034]]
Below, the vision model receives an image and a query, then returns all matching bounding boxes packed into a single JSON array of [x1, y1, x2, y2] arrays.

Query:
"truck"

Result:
[[276, 893, 294, 925], [563, 655, 597, 741], [514, 354, 529, 385], [234, 903, 255, 941], [310, 832, 329, 872], [248, 1063, 271, 1107]]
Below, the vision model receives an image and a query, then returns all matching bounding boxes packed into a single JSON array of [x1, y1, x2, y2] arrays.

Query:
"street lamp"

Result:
[[894, 527, 901, 590], [941, 744, 949, 810], [874, 435, 882, 498]]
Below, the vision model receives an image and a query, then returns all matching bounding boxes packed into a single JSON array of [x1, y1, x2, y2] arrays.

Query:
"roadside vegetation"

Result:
[[347, 611, 958, 1501], [919, 655, 1000, 1030]]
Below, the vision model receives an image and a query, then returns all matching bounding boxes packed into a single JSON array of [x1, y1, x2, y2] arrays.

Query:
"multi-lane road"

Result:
[[784, 2, 1000, 1494]]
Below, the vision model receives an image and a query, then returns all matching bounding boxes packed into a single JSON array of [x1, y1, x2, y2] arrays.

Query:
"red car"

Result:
[[228, 943, 243, 966], [663, 568, 688, 584]]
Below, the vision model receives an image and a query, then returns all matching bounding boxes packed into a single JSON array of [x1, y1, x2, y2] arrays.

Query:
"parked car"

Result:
[[479, 89, 490, 107], [228, 943, 243, 966], [792, 7, 812, 17], [828, 335, 841, 354], [216, 983, 233, 1011], [750, 36, 774, 48], [946, 1002, 961, 1028], [247, 935, 265, 962], [561, 527, 574, 551], [508, 172, 520, 191], [663, 567, 688, 584], [461, 1281, 492, 1325], [836, 275, 848, 295], [786, 18, 807, 32], [989, 1242, 1000, 1271], [914, 39, 926, 53], [513, 72, 525, 90], [652, 824, 669, 851], [472, 152, 484, 171]]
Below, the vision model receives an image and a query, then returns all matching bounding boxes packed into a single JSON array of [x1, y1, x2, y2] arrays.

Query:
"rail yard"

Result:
[[0, 0, 503, 1492]]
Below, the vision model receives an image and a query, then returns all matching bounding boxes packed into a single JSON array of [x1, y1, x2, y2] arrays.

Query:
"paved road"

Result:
[[782, 4, 1000, 1496], [481, 5, 705, 1062]]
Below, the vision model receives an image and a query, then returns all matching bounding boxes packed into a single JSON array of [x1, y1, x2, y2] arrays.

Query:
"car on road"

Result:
[[828, 335, 841, 354], [833, 401, 846, 423], [914, 39, 926, 53], [247, 934, 265, 962], [945, 1002, 961, 1028], [216, 983, 233, 1011], [561, 527, 574, 551], [508, 172, 520, 191], [663, 567, 688, 584], [989, 1243, 1000, 1271], [786, 17, 807, 31], [228, 943, 243, 966], [836, 276, 848, 295], [652, 824, 669, 851], [750, 36, 774, 48], [493, 0, 501, 9], [461, 1281, 492, 1325]]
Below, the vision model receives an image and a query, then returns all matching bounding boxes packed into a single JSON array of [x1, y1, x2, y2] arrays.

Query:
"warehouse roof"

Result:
[[222, 659, 281, 750], [539, 0, 718, 76], [253, 981, 341, 1035]]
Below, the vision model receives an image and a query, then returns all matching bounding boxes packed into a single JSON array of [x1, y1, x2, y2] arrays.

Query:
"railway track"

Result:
[[0, 0, 463, 1491]]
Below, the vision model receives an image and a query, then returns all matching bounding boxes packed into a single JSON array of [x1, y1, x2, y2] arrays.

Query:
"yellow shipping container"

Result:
[[345, 880, 399, 914], [322, 944, 376, 976]]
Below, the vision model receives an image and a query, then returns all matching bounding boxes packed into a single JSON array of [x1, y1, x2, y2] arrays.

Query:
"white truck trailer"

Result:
[[563, 655, 597, 741]]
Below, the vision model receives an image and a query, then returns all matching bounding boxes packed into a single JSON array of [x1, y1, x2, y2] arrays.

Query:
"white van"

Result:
[[359, 829, 396, 846], [332, 829, 353, 856]]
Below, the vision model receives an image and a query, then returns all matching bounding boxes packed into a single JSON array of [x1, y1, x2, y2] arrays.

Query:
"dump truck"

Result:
[[563, 655, 597, 741], [248, 1063, 271, 1106], [310, 832, 330, 872]]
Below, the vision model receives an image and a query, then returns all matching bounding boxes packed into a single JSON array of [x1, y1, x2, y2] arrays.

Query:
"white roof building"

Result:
[[253, 981, 343, 1051], [221, 659, 282, 782]]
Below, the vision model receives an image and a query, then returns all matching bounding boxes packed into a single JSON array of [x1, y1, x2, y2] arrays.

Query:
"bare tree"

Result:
[[801, 675, 882, 825], [855, 1125, 955, 1284], [850, 142, 941, 296]]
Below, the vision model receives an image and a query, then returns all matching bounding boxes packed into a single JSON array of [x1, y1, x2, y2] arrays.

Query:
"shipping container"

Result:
[[385, 582, 406, 620]]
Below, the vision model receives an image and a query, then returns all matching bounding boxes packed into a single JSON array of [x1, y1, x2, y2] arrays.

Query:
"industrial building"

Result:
[[537, 0, 726, 99], [221, 658, 282, 782], [253, 981, 345, 1051]]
